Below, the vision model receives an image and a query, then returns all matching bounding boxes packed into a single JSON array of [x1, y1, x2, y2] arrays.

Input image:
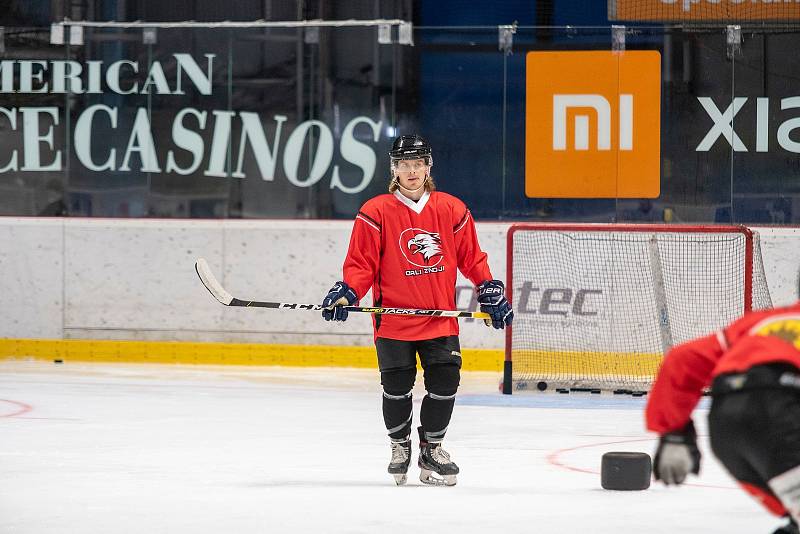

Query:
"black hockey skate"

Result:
[[417, 427, 459, 486], [773, 517, 800, 534], [388, 437, 411, 485]]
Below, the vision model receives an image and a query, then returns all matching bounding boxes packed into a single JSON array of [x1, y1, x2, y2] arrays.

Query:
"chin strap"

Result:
[[393, 174, 429, 194]]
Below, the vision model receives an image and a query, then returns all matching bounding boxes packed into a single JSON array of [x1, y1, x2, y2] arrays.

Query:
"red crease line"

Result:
[[0, 399, 33, 418]]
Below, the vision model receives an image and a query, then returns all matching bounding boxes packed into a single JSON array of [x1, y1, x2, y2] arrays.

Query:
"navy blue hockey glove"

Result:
[[322, 281, 358, 322], [653, 420, 702, 485], [476, 280, 514, 329]]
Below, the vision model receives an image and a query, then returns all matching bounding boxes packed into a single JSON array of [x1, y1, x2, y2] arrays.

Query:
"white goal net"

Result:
[[503, 223, 772, 393]]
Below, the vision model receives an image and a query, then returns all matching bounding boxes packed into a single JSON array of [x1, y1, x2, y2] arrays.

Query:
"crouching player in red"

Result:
[[646, 290, 800, 534]]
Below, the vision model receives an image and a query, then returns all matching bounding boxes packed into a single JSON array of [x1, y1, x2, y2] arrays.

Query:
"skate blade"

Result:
[[419, 469, 457, 486], [393, 474, 408, 485]]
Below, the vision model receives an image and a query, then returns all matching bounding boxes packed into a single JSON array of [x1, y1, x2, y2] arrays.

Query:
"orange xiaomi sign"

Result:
[[525, 51, 661, 198]]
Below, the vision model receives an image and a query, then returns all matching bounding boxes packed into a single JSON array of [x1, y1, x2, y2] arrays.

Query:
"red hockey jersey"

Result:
[[342, 190, 493, 341], [646, 301, 800, 435]]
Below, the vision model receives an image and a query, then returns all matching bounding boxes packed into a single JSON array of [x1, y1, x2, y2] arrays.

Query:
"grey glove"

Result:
[[653, 420, 702, 485]]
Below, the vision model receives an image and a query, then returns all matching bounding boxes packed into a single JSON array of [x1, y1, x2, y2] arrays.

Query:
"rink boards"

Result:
[[0, 218, 799, 369], [0, 338, 503, 371]]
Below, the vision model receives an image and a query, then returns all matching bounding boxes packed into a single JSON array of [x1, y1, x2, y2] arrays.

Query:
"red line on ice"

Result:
[[546, 436, 734, 490], [0, 399, 33, 418]]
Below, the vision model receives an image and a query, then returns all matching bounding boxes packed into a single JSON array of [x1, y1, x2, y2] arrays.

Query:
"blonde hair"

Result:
[[389, 175, 436, 194]]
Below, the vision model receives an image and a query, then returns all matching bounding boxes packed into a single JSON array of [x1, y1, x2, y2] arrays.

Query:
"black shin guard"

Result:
[[420, 394, 456, 442], [419, 363, 460, 442], [383, 391, 413, 439], [381, 368, 416, 440]]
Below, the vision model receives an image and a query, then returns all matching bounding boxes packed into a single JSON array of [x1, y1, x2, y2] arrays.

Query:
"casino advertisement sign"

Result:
[[0, 53, 382, 194]]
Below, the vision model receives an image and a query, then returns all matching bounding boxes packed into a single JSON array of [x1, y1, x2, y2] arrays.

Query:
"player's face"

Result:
[[394, 158, 430, 191]]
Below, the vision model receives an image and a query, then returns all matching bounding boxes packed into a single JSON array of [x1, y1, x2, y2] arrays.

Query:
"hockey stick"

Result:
[[195, 258, 490, 319]]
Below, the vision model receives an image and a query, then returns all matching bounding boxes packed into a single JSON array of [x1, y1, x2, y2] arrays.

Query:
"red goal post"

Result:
[[503, 223, 772, 394]]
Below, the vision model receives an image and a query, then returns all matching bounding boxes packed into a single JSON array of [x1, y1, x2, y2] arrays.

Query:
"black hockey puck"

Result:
[[601, 451, 652, 491], [536, 381, 548, 391], [54, 359, 63, 364]]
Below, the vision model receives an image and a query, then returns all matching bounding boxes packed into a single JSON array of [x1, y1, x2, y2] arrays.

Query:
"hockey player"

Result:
[[321, 134, 513, 486], [646, 293, 800, 534]]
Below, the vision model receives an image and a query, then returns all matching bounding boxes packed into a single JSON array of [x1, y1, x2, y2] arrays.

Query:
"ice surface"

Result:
[[0, 362, 778, 533]]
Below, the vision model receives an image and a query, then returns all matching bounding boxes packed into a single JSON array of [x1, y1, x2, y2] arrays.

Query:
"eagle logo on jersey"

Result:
[[408, 233, 442, 263], [399, 227, 444, 268]]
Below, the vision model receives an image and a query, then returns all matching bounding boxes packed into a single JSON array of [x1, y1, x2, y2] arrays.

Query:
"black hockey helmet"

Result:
[[389, 134, 432, 162]]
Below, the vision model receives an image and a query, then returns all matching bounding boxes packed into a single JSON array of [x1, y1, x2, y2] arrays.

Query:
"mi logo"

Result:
[[553, 94, 633, 151], [526, 51, 661, 199]]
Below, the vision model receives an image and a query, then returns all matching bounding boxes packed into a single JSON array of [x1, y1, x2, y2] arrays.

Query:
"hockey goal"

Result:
[[503, 223, 772, 394]]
